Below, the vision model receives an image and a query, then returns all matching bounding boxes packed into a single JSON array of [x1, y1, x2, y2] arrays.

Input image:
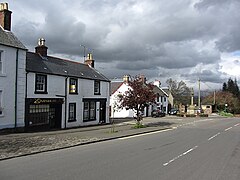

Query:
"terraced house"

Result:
[[0, 3, 27, 130], [25, 39, 110, 131], [0, 2, 110, 131]]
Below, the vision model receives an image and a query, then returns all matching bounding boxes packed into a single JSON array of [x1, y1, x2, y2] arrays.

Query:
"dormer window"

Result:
[[35, 74, 47, 94], [69, 78, 78, 94], [94, 80, 100, 95]]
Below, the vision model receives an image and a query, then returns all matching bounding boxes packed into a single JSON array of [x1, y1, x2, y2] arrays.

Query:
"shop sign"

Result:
[[32, 98, 64, 104]]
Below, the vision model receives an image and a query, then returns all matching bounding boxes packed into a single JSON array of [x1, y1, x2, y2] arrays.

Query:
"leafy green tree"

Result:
[[166, 78, 191, 105], [118, 75, 156, 125]]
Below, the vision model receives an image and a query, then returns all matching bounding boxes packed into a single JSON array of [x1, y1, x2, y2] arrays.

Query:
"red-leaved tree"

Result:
[[118, 75, 156, 124]]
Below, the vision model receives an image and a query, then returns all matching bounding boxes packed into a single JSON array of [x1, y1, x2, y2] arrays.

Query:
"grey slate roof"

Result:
[[153, 86, 169, 97], [0, 27, 26, 49], [26, 52, 110, 82], [111, 82, 123, 95]]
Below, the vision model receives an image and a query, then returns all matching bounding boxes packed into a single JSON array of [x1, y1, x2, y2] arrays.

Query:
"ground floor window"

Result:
[[83, 101, 96, 122], [68, 103, 76, 122], [29, 104, 50, 126]]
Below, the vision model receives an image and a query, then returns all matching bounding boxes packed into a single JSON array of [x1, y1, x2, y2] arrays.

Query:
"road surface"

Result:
[[0, 117, 240, 180]]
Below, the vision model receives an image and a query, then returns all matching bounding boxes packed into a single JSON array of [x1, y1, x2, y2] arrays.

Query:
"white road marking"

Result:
[[163, 146, 198, 166], [208, 132, 221, 141], [234, 123, 240, 127], [119, 129, 174, 140], [225, 127, 233, 131]]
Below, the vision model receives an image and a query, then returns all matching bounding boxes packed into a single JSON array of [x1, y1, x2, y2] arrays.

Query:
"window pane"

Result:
[[94, 81, 100, 94], [83, 102, 89, 120], [36, 74, 46, 92], [69, 103, 76, 121], [69, 78, 77, 93]]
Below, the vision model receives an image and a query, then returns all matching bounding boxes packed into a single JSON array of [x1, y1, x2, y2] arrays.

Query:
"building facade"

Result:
[[0, 3, 27, 130], [25, 39, 110, 130]]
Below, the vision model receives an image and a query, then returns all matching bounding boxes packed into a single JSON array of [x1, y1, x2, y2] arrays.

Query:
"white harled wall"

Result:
[[0, 45, 26, 129]]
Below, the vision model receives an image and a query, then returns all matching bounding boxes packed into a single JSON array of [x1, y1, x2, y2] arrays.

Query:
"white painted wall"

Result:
[[0, 45, 26, 129], [110, 83, 136, 118]]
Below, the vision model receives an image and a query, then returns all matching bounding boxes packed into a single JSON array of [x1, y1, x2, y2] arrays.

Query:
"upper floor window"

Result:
[[0, 50, 3, 74], [94, 80, 100, 95], [35, 74, 47, 94], [69, 78, 78, 94], [0, 90, 3, 115]]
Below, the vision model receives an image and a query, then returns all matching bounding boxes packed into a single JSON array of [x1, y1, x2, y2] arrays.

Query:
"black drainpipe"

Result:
[[64, 76, 68, 129], [14, 49, 19, 131]]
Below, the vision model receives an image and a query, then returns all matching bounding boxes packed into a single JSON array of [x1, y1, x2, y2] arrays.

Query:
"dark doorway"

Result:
[[99, 101, 106, 123], [49, 104, 62, 129]]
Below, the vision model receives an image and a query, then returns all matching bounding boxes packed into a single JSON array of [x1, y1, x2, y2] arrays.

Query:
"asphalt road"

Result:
[[0, 117, 240, 180]]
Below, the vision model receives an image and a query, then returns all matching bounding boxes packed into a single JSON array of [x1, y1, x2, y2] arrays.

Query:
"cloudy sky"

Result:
[[5, 0, 240, 90]]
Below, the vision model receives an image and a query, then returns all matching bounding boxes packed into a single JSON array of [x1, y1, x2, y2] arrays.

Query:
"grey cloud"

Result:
[[6, 0, 240, 86]]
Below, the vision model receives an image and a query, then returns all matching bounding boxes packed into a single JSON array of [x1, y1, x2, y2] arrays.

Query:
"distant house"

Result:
[[110, 76, 169, 118], [162, 87, 174, 111], [110, 75, 136, 118], [0, 3, 27, 130], [152, 81, 169, 114], [25, 39, 110, 131]]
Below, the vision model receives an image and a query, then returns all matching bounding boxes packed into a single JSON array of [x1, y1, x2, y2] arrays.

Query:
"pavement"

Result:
[[0, 114, 221, 161]]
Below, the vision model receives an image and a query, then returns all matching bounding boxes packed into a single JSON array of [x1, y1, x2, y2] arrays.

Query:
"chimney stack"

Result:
[[35, 38, 48, 57], [0, 3, 12, 31], [84, 53, 95, 68], [123, 75, 130, 83]]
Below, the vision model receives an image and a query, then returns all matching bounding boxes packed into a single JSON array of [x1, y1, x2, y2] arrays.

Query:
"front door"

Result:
[[99, 101, 106, 123], [49, 104, 62, 129]]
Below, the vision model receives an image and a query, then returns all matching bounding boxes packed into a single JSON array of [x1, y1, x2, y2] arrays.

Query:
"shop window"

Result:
[[69, 78, 78, 94], [83, 101, 96, 122], [35, 74, 47, 94], [94, 80, 100, 95], [68, 103, 76, 122], [28, 104, 50, 126], [0, 90, 2, 115]]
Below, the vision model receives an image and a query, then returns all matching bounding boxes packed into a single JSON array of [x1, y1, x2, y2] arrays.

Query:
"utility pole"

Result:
[[198, 78, 201, 109]]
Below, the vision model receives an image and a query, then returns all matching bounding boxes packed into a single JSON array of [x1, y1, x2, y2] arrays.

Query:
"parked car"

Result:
[[151, 109, 165, 118], [169, 108, 178, 115]]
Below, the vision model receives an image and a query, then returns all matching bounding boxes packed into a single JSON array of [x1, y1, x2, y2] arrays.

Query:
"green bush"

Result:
[[218, 111, 234, 117]]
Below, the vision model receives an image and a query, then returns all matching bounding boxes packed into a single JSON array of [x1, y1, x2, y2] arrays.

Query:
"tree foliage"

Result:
[[166, 78, 191, 105], [118, 75, 156, 123], [222, 78, 240, 98], [202, 91, 240, 114]]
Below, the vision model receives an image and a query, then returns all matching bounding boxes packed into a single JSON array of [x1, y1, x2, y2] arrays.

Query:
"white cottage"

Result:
[[0, 3, 27, 130], [25, 39, 110, 131]]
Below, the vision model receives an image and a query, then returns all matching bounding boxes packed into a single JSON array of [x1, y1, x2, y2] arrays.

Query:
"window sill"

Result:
[[69, 93, 78, 95], [0, 73, 6, 77], [94, 93, 101, 95], [68, 119, 77, 122], [34, 91, 48, 94]]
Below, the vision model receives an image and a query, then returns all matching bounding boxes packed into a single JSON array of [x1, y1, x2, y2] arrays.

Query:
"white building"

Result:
[[25, 39, 110, 131], [110, 77, 169, 119], [110, 76, 136, 118], [0, 3, 27, 130]]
